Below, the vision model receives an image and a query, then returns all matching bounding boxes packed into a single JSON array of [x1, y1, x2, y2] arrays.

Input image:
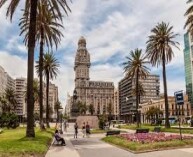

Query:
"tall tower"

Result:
[[74, 36, 90, 102], [184, 32, 193, 107]]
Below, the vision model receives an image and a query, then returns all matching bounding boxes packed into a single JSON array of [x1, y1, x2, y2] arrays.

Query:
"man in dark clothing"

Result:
[[86, 122, 90, 137], [74, 122, 78, 138], [54, 130, 66, 146]]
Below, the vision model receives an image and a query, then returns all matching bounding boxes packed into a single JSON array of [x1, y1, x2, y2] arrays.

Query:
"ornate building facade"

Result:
[[74, 37, 114, 115], [140, 95, 192, 124]]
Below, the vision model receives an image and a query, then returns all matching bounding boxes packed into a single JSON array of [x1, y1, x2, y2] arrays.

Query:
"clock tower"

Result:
[[74, 36, 90, 102]]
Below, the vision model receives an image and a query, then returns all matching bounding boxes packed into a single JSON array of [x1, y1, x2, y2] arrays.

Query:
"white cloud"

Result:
[[0, 0, 189, 105], [0, 51, 27, 78], [5, 36, 27, 53]]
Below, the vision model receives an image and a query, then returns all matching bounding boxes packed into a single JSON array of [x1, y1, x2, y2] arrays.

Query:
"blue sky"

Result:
[[0, 0, 188, 106]]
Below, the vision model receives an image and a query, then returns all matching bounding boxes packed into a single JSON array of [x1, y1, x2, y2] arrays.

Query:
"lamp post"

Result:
[[59, 107, 63, 133]]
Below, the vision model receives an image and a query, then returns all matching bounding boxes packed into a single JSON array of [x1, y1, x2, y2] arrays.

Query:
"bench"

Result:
[[52, 137, 62, 145], [136, 128, 149, 133], [106, 130, 120, 136], [153, 127, 161, 133]]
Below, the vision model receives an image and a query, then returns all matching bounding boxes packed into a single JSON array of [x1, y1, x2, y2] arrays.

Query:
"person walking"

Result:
[[63, 121, 67, 132], [86, 122, 91, 137], [74, 122, 78, 139], [82, 122, 86, 138]]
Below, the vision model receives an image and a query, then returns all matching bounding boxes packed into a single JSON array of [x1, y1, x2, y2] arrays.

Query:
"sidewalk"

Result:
[[45, 126, 80, 157]]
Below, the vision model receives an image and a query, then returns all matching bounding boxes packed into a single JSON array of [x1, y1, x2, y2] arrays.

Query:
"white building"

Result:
[[0, 66, 15, 96], [65, 93, 73, 117], [0, 66, 7, 96], [73, 37, 114, 115], [114, 89, 119, 119], [15, 78, 27, 119]]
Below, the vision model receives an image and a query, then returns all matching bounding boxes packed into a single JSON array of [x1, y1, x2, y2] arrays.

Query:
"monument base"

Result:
[[76, 115, 99, 129]]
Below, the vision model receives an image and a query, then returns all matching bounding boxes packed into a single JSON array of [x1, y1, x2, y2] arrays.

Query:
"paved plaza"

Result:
[[45, 123, 193, 157]]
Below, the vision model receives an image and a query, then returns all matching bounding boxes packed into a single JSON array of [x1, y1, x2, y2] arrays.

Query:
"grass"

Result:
[[0, 127, 54, 157], [102, 135, 193, 153], [118, 124, 193, 134]]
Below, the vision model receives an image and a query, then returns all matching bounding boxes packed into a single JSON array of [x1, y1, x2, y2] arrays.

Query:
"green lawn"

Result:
[[118, 124, 193, 134], [102, 136, 193, 153], [0, 127, 54, 157]]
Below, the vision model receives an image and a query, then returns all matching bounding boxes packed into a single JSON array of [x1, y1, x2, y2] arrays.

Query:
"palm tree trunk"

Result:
[[46, 72, 50, 128], [162, 51, 170, 128], [39, 25, 45, 130], [136, 69, 139, 128], [26, 0, 38, 138]]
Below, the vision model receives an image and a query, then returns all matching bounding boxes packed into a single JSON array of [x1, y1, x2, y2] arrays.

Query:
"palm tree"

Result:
[[24, 79, 40, 104], [4, 88, 17, 113], [20, 2, 64, 130], [0, 0, 70, 137], [132, 81, 145, 104], [184, 0, 193, 33], [123, 49, 150, 127], [33, 79, 40, 104], [55, 101, 62, 123], [41, 52, 59, 128], [146, 22, 179, 128]]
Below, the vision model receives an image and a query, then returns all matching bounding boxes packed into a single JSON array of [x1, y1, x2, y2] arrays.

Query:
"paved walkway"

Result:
[[45, 123, 193, 157]]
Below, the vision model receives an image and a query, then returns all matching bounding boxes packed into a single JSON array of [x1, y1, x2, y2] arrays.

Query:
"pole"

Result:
[[178, 105, 182, 140]]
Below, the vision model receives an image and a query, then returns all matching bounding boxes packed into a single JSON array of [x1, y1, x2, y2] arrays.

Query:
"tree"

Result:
[[0, 95, 8, 113], [54, 101, 62, 123], [146, 22, 179, 128], [20, 1, 66, 131], [146, 106, 163, 125], [123, 49, 150, 128], [0, 0, 71, 137], [42, 52, 59, 128], [132, 81, 145, 104], [184, 0, 193, 33], [24, 79, 40, 105], [0, 88, 18, 114], [89, 104, 95, 115], [77, 101, 87, 115], [107, 103, 113, 121]]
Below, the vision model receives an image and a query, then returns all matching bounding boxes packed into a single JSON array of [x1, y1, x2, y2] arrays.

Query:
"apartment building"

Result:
[[118, 74, 160, 122]]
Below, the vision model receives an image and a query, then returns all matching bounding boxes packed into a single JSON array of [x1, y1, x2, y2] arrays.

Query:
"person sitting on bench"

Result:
[[54, 130, 66, 146]]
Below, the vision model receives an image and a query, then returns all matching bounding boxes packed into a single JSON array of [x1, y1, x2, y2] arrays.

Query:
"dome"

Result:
[[78, 36, 86, 44]]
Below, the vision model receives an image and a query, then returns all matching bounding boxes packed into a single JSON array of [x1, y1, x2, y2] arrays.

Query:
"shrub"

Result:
[[98, 115, 107, 130], [0, 113, 19, 129]]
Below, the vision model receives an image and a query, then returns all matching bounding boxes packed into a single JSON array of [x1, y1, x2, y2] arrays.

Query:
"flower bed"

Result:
[[120, 133, 193, 144]]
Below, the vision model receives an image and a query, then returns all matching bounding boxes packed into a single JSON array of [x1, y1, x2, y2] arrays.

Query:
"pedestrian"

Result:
[[54, 130, 66, 146], [63, 121, 67, 132], [82, 122, 86, 138], [74, 122, 78, 139], [86, 122, 90, 137]]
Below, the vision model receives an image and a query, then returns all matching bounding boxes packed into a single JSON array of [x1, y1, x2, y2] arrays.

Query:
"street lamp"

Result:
[[59, 107, 63, 133]]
